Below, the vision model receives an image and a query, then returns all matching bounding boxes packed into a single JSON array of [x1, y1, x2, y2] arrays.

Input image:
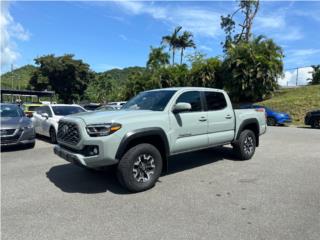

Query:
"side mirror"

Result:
[[172, 102, 192, 113], [41, 113, 49, 119]]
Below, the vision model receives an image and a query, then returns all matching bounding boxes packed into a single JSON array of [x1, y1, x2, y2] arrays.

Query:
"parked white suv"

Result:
[[33, 104, 86, 143], [107, 101, 126, 109]]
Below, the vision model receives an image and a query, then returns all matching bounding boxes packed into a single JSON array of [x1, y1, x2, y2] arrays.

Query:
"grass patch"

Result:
[[257, 85, 320, 125]]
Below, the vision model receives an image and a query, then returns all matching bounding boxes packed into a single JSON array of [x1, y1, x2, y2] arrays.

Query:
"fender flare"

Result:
[[235, 118, 260, 146], [115, 127, 170, 164]]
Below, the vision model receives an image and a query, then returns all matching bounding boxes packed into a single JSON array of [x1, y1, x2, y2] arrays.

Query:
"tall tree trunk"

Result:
[[180, 48, 184, 65], [172, 48, 175, 65]]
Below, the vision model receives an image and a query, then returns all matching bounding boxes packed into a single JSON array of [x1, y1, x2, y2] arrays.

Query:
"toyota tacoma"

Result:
[[54, 87, 267, 192]]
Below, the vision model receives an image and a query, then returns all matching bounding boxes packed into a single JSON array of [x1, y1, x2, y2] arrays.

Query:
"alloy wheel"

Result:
[[132, 154, 156, 183], [243, 135, 254, 155]]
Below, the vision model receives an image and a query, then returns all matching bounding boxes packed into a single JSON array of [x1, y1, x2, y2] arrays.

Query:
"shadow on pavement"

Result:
[[167, 146, 238, 175], [46, 164, 129, 194], [0, 144, 34, 152], [46, 146, 238, 195]]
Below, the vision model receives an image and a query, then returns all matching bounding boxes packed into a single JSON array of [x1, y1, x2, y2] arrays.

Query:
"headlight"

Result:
[[21, 123, 33, 130], [86, 123, 121, 137]]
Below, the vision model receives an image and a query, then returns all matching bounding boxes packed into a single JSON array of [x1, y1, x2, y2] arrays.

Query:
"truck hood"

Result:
[[65, 110, 160, 125]]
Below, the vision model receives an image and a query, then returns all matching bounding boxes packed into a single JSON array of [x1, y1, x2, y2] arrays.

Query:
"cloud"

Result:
[[278, 67, 313, 86], [285, 48, 320, 67], [256, 15, 286, 29], [274, 28, 303, 41], [1, 2, 30, 69], [119, 34, 127, 41], [115, 1, 222, 38], [199, 45, 213, 52]]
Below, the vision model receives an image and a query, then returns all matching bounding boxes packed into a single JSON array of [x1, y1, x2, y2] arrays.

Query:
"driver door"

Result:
[[169, 91, 208, 154]]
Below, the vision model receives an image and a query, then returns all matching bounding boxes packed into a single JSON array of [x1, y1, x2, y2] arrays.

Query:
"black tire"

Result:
[[311, 119, 320, 128], [27, 142, 35, 149], [49, 127, 57, 144], [233, 129, 256, 160], [267, 117, 276, 126], [117, 143, 163, 192]]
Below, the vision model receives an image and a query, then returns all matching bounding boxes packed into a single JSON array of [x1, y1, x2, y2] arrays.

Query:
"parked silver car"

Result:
[[0, 103, 35, 148]]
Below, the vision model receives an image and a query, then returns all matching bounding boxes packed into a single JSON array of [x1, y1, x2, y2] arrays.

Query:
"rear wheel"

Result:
[[233, 129, 256, 160], [117, 143, 163, 192], [267, 117, 276, 126], [49, 127, 57, 144], [311, 119, 320, 128]]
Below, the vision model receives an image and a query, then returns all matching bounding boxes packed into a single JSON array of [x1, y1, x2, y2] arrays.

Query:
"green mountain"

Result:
[[1, 65, 37, 89], [97, 66, 145, 83]]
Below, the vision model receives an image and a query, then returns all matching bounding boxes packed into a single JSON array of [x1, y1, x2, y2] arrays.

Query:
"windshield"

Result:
[[0, 105, 24, 117], [52, 106, 85, 116], [122, 90, 176, 111]]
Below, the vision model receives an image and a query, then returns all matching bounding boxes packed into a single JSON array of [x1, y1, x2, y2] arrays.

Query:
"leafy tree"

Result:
[[161, 26, 182, 65], [222, 36, 284, 102], [308, 65, 320, 85], [123, 69, 149, 100], [30, 54, 94, 103], [189, 58, 222, 88], [84, 74, 113, 103], [146, 46, 170, 70], [153, 65, 189, 88], [177, 31, 196, 64], [221, 0, 260, 49]]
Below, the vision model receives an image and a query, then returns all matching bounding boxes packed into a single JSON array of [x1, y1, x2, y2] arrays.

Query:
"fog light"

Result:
[[93, 147, 98, 155], [83, 145, 99, 156]]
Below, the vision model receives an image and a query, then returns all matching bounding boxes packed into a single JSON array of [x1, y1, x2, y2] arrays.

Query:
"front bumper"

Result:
[[1, 128, 35, 146], [277, 117, 292, 124], [53, 145, 117, 168]]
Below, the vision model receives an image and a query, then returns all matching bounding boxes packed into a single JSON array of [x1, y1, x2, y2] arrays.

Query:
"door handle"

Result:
[[199, 116, 207, 122], [225, 115, 232, 119]]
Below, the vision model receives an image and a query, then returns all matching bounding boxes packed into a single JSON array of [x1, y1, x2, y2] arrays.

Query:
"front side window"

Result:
[[176, 91, 202, 112], [51, 106, 85, 116], [42, 106, 53, 117], [205, 91, 227, 111], [123, 90, 176, 111]]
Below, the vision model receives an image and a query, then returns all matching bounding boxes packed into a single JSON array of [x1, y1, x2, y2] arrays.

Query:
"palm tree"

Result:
[[178, 31, 196, 65], [161, 26, 182, 65], [146, 46, 170, 70]]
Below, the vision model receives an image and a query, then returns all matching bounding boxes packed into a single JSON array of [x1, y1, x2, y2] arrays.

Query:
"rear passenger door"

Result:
[[169, 91, 208, 154], [204, 91, 235, 146]]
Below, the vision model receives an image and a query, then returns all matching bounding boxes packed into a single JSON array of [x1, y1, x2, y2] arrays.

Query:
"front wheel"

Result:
[[233, 129, 256, 160], [49, 127, 57, 144], [117, 143, 163, 192]]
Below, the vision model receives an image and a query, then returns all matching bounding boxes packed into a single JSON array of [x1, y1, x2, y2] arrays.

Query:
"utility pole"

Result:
[[11, 64, 14, 89], [11, 64, 14, 102], [296, 67, 299, 86]]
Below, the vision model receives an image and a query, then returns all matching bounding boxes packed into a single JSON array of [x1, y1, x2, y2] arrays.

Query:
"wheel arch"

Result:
[[115, 127, 170, 173], [236, 118, 260, 146]]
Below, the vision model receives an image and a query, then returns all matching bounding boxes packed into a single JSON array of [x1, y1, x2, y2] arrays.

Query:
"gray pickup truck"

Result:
[[54, 87, 267, 192]]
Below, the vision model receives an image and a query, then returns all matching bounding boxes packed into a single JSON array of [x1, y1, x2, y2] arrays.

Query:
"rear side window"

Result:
[[176, 91, 202, 112], [205, 91, 227, 111]]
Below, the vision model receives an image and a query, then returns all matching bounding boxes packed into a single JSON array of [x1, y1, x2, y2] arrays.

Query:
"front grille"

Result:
[[1, 129, 22, 145], [57, 121, 80, 145], [0, 129, 16, 136]]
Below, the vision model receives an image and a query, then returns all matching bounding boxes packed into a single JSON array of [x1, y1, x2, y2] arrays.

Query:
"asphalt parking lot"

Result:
[[1, 127, 320, 240]]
